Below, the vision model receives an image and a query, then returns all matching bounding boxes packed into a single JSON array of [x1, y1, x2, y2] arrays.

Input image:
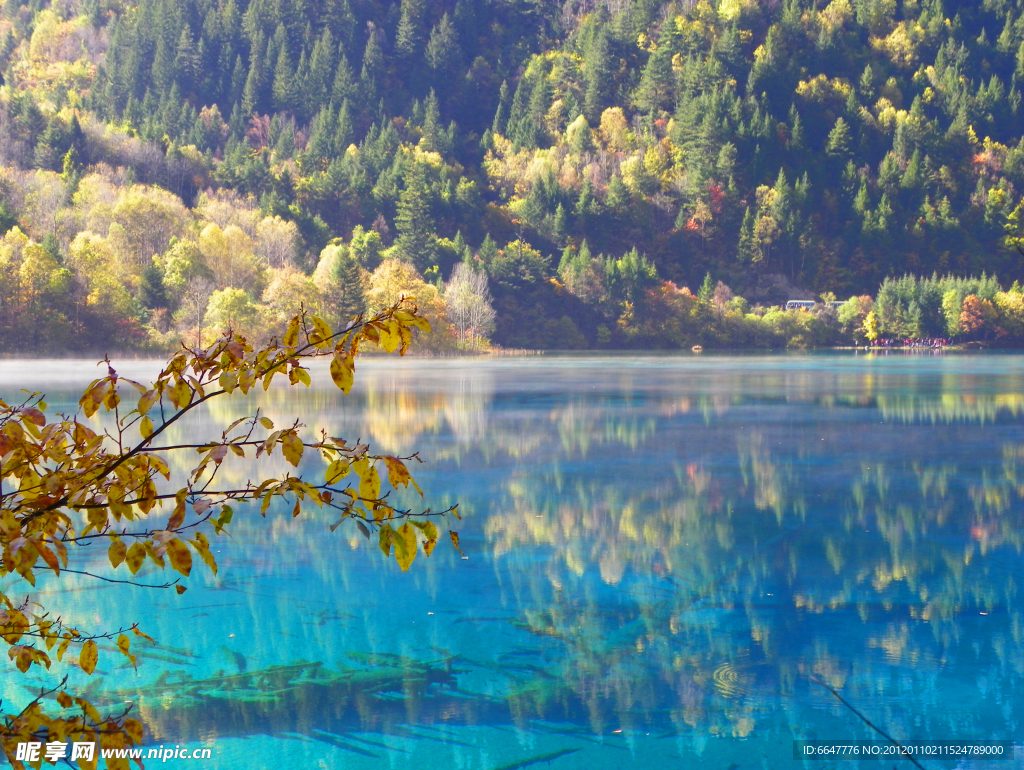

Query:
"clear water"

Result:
[[3, 353, 1024, 769]]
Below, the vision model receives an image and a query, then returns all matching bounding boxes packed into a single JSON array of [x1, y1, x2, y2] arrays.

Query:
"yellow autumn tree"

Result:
[[0, 301, 458, 769]]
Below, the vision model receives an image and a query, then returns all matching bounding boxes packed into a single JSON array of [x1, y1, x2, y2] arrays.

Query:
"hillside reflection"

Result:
[[5, 356, 1024, 754]]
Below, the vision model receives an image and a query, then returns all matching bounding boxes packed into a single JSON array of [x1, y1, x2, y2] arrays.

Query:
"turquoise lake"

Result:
[[2, 353, 1023, 769]]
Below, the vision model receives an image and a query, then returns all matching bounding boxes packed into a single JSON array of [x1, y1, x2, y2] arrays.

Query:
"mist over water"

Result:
[[2, 353, 1023, 769]]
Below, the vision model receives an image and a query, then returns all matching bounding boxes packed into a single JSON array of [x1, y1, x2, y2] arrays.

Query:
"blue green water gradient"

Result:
[[1, 353, 1022, 769]]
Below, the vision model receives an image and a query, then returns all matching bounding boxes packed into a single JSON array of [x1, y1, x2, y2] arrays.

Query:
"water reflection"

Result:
[[3, 355, 1024, 767]]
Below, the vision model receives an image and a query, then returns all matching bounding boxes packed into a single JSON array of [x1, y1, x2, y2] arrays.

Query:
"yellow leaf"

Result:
[[330, 352, 354, 394], [383, 456, 411, 488], [359, 464, 381, 501], [218, 370, 238, 393], [124, 718, 143, 744], [281, 433, 304, 466], [190, 532, 218, 576], [117, 634, 137, 670], [325, 459, 350, 484], [125, 543, 146, 575], [176, 584, 187, 595], [56, 691, 73, 708], [165, 538, 192, 577], [259, 417, 274, 429], [283, 317, 300, 347], [137, 390, 159, 416], [140, 416, 153, 439], [108, 538, 127, 569], [393, 522, 418, 571], [450, 530, 463, 554], [79, 639, 98, 674], [56, 638, 70, 661], [309, 316, 333, 348], [378, 525, 393, 558]]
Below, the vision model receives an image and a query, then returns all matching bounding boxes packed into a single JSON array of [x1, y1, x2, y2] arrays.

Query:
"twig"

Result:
[[810, 676, 926, 770]]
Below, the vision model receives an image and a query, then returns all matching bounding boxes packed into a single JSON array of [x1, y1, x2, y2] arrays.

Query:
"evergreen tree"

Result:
[[272, 44, 299, 113], [334, 99, 354, 153], [173, 26, 199, 96], [583, 28, 612, 123], [394, 162, 436, 270], [737, 207, 754, 262], [492, 80, 510, 136], [305, 29, 336, 116], [421, 90, 442, 153], [332, 53, 357, 104], [242, 33, 268, 114], [826, 117, 853, 159], [426, 13, 462, 76], [634, 44, 674, 114], [395, 0, 427, 61], [360, 33, 384, 104], [330, 249, 366, 320]]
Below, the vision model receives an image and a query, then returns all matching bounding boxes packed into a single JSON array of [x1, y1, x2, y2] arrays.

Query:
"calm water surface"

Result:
[[2, 353, 1023, 769]]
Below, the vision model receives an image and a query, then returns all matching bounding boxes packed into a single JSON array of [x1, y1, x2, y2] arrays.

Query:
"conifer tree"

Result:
[[395, 0, 427, 61], [583, 28, 612, 122], [330, 249, 366, 320], [305, 29, 336, 115], [332, 53, 357, 104], [272, 45, 299, 113], [242, 33, 268, 115], [492, 80, 510, 136], [826, 117, 853, 159], [334, 99, 354, 153], [426, 13, 462, 76], [394, 161, 436, 270], [173, 27, 198, 96], [360, 33, 384, 105], [634, 44, 674, 114]]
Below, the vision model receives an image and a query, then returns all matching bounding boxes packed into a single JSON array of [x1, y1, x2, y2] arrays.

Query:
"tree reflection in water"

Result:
[[6, 356, 1024, 758]]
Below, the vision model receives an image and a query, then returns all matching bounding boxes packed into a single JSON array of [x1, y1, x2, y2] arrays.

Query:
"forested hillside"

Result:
[[3, 0, 1024, 351]]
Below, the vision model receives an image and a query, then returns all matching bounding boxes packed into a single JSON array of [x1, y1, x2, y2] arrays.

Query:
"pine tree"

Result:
[[583, 28, 612, 122], [334, 99, 354, 153], [737, 207, 754, 262], [426, 13, 462, 76], [421, 90, 442, 153], [826, 117, 852, 158], [323, 0, 357, 52], [395, 0, 426, 61], [332, 53, 356, 104], [698, 272, 715, 302], [305, 29, 336, 116], [272, 44, 299, 113], [330, 249, 366, 321], [173, 26, 198, 96], [152, 36, 174, 95], [634, 44, 674, 114], [492, 80, 510, 136], [360, 33, 384, 104], [478, 234, 498, 267], [304, 105, 335, 168], [394, 162, 436, 270], [242, 33, 268, 115]]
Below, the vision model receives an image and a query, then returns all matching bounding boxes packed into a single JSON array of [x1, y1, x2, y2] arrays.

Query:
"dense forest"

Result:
[[3, 0, 1024, 351]]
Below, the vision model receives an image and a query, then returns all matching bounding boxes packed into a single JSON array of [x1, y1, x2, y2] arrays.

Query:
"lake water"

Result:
[[2, 353, 1023, 769]]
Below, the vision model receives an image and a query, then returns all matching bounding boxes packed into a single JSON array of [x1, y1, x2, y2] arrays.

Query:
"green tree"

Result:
[[394, 162, 436, 270], [826, 117, 853, 159]]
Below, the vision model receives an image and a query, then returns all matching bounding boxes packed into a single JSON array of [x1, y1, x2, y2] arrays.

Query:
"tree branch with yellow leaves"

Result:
[[0, 300, 459, 769]]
